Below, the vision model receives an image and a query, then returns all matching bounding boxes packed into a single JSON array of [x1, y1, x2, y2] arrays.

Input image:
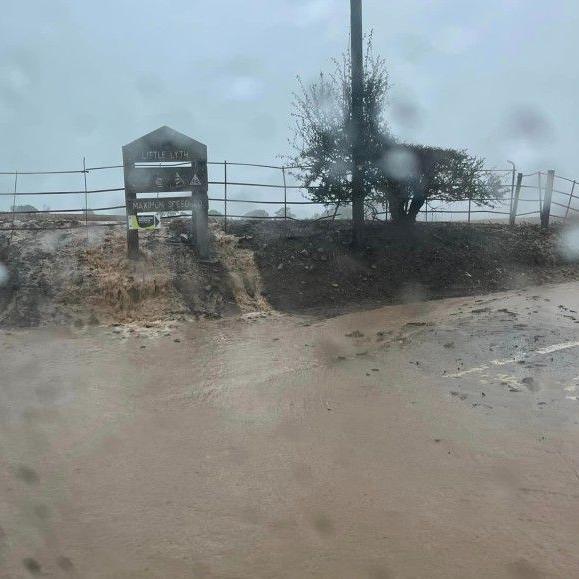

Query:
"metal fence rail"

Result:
[[2, 160, 579, 232]]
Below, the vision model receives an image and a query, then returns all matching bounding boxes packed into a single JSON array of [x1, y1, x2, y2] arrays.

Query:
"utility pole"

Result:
[[350, 0, 365, 247]]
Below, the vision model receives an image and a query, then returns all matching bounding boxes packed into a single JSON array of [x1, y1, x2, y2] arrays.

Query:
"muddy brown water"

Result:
[[1, 283, 579, 577]]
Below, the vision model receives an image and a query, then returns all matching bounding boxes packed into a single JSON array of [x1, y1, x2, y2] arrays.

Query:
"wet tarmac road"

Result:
[[1, 282, 579, 578]]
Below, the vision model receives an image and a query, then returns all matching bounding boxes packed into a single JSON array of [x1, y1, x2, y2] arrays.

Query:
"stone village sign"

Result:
[[122, 126, 209, 259]]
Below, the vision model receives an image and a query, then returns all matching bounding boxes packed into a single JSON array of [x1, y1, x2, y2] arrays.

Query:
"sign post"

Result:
[[122, 126, 209, 259]]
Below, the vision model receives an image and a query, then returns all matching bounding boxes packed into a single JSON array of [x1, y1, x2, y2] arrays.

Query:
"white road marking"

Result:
[[497, 374, 521, 389], [447, 365, 490, 378], [448, 357, 523, 377], [536, 341, 579, 355], [490, 357, 523, 367], [447, 341, 579, 379]]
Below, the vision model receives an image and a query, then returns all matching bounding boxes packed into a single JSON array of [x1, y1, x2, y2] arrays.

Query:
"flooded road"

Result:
[[2, 282, 579, 578]]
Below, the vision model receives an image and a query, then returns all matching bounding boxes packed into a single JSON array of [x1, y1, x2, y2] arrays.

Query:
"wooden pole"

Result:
[[565, 180, 576, 221], [538, 172, 543, 216], [192, 191, 210, 259], [508, 162, 516, 217], [350, 0, 365, 247], [224, 160, 228, 233], [191, 160, 210, 259], [541, 169, 555, 228], [468, 192, 472, 224], [510, 172, 523, 225], [190, 160, 197, 250], [122, 153, 139, 260]]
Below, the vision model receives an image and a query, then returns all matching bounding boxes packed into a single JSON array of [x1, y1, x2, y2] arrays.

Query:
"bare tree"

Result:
[[289, 36, 389, 210], [289, 39, 502, 225]]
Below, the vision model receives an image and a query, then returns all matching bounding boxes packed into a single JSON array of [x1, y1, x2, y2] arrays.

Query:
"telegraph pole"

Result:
[[350, 0, 365, 247]]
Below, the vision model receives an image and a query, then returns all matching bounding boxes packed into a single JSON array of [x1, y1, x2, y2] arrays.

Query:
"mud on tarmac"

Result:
[[1, 283, 579, 577]]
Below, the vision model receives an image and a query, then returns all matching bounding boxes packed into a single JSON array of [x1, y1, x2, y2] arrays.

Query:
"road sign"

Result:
[[122, 126, 210, 260], [127, 196, 193, 213], [128, 214, 161, 230], [190, 174, 202, 186], [125, 164, 208, 193], [123, 126, 207, 165]]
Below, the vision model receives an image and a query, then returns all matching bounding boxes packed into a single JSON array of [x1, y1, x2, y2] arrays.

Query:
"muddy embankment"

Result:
[[1, 216, 578, 327]]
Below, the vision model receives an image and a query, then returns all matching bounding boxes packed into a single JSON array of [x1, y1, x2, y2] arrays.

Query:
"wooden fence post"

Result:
[[538, 172, 543, 215], [565, 180, 576, 221], [509, 165, 516, 216], [10, 170, 18, 236], [541, 169, 555, 227], [468, 192, 472, 224], [224, 160, 228, 233], [282, 166, 288, 220], [83, 157, 89, 236], [510, 172, 523, 225]]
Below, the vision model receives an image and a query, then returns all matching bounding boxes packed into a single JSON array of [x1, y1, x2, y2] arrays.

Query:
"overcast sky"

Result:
[[1, 0, 578, 209]]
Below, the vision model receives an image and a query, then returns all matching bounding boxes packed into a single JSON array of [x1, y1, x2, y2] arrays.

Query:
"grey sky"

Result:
[[1, 0, 578, 211]]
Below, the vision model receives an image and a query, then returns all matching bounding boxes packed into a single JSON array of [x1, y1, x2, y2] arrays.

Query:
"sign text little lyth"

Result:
[[139, 150, 191, 161]]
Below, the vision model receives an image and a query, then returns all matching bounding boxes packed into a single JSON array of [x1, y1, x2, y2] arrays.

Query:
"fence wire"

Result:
[[2, 160, 579, 232]]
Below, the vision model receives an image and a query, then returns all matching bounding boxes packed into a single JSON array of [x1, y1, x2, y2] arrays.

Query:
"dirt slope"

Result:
[[1, 217, 578, 327], [0, 219, 267, 327], [233, 220, 579, 313]]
